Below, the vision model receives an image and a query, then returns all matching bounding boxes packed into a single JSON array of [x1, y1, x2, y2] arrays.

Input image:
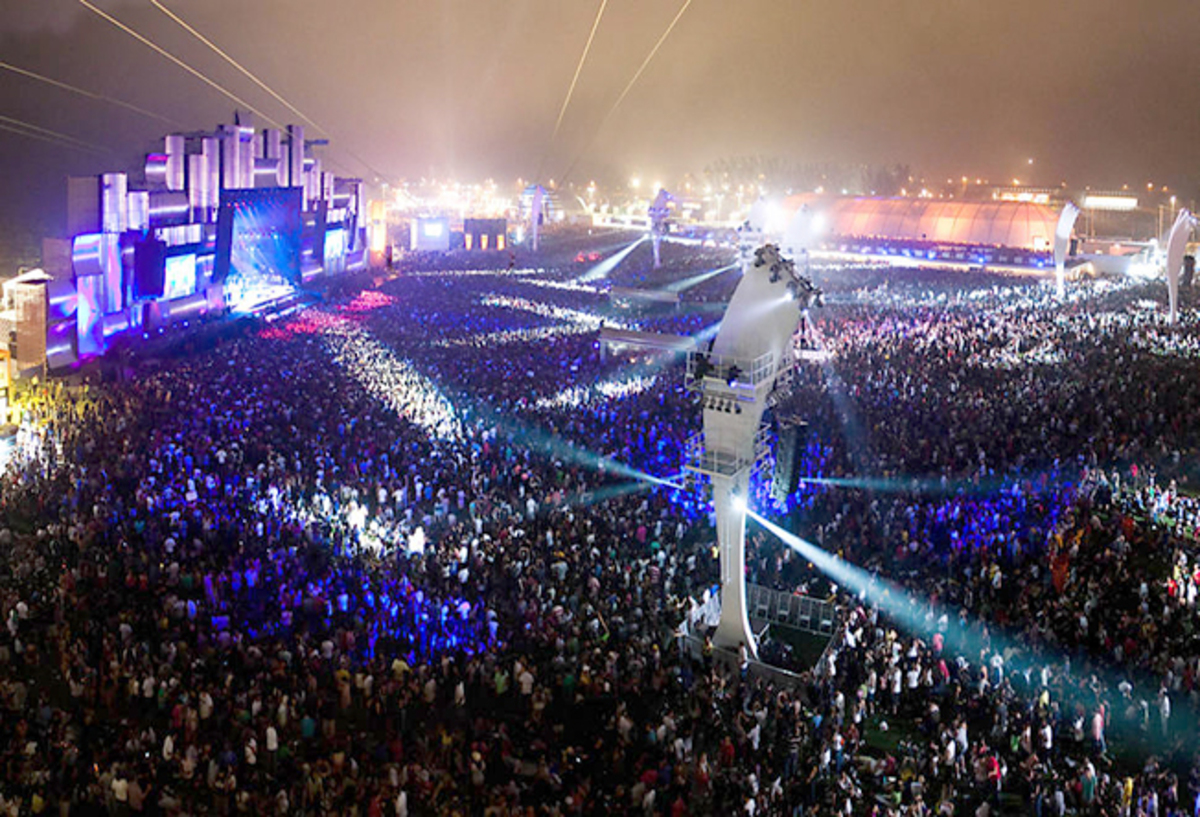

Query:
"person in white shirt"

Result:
[[111, 773, 129, 806], [265, 724, 278, 772]]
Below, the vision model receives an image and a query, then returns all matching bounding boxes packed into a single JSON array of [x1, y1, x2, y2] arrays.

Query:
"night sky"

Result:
[[2, 0, 1199, 236]]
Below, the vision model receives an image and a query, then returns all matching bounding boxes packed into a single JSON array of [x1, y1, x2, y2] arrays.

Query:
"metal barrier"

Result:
[[746, 583, 837, 636], [675, 633, 809, 690]]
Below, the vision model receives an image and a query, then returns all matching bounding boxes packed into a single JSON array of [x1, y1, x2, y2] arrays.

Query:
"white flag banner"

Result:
[[1166, 209, 1198, 324]]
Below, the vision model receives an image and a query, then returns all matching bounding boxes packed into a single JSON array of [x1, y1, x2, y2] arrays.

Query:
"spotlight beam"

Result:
[[799, 469, 1071, 498], [745, 508, 1068, 702], [559, 0, 693, 183], [745, 506, 1200, 754], [602, 0, 692, 128], [665, 263, 739, 293], [541, 0, 608, 174], [576, 236, 646, 283], [0, 61, 183, 127], [76, 0, 285, 130]]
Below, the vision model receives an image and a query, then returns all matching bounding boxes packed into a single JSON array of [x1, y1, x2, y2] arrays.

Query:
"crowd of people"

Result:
[[0, 230, 1199, 816]]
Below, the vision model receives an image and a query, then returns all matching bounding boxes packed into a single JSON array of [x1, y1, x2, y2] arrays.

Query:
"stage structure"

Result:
[[215, 188, 305, 309], [684, 243, 821, 656], [26, 112, 369, 370], [463, 218, 507, 251], [648, 188, 676, 269], [1166, 209, 1198, 325]]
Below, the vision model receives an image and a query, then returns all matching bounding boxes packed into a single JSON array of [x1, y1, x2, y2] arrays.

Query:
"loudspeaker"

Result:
[[1183, 255, 1195, 289], [772, 417, 807, 504], [134, 238, 167, 299]]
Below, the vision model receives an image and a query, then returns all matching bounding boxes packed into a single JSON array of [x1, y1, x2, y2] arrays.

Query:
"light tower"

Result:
[[648, 188, 675, 269], [529, 185, 548, 252], [684, 243, 821, 656]]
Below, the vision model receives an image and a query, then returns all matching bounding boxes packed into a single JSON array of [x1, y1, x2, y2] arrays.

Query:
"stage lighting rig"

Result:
[[681, 240, 827, 658]]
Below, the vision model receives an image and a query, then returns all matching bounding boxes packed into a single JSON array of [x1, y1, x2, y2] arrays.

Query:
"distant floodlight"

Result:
[[731, 493, 747, 512]]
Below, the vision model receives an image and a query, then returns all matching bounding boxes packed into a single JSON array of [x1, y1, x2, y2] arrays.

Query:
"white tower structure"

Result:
[[530, 185, 548, 252], [684, 244, 820, 656], [648, 189, 674, 269], [1166, 209, 1198, 325], [1053, 202, 1081, 300]]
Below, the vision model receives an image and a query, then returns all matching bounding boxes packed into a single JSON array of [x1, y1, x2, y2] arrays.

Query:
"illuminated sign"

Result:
[[996, 191, 1050, 204], [1083, 195, 1138, 212]]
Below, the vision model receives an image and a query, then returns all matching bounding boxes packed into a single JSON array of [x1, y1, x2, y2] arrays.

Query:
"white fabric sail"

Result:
[[1053, 202, 1080, 300], [1166, 209, 1197, 324]]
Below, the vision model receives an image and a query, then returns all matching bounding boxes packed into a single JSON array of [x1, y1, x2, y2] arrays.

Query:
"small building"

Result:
[[463, 218, 507, 251]]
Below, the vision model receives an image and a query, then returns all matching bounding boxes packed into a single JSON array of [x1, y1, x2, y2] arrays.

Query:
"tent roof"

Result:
[[786, 196, 1060, 251]]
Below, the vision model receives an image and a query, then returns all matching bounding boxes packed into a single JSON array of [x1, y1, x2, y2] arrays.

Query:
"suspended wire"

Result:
[[0, 123, 88, 153], [0, 113, 111, 154], [76, 0, 285, 130], [538, 0, 608, 179], [148, 0, 396, 186], [0, 119, 109, 156], [149, 0, 323, 135], [559, 0, 693, 184], [0, 61, 184, 128]]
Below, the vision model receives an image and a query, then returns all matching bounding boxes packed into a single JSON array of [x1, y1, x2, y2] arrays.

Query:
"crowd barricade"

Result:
[[745, 582, 837, 636]]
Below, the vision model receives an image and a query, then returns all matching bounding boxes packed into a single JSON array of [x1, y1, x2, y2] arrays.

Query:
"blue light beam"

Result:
[[577, 236, 646, 283]]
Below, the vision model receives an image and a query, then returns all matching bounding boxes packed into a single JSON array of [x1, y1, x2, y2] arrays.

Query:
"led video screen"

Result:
[[163, 253, 197, 300], [214, 187, 303, 287]]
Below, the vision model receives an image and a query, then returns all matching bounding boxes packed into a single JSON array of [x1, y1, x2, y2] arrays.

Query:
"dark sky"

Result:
[[2, 0, 1199, 234]]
